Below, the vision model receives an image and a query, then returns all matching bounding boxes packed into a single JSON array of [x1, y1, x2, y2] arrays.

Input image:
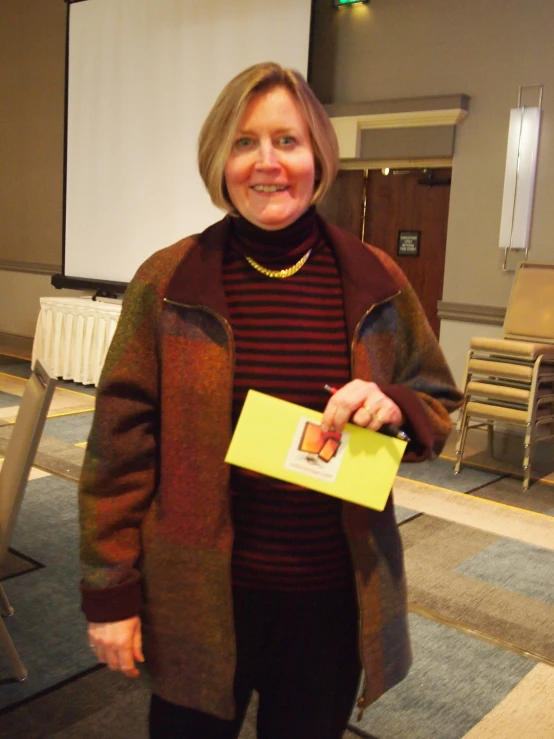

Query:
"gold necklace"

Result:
[[244, 249, 312, 279]]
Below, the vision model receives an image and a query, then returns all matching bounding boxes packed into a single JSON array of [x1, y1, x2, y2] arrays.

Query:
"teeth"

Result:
[[252, 185, 287, 192]]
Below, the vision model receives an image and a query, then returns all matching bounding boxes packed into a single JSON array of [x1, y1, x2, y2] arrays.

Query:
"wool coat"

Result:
[[79, 215, 463, 720]]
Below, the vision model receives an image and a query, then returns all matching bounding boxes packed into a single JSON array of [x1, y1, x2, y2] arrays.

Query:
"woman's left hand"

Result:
[[320, 380, 403, 434]]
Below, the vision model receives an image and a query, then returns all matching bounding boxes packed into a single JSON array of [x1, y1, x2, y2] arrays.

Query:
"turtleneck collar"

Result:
[[228, 206, 320, 266]]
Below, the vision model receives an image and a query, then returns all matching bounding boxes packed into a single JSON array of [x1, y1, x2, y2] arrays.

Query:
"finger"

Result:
[[328, 404, 356, 433], [320, 396, 340, 433], [350, 404, 371, 428], [119, 646, 140, 678], [105, 648, 121, 672], [133, 626, 144, 663], [94, 645, 108, 664], [372, 409, 385, 429]]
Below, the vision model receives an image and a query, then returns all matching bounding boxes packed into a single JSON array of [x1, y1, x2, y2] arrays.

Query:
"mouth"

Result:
[[251, 185, 288, 193]]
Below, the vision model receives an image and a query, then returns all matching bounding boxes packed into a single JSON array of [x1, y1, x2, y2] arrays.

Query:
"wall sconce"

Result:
[[333, 0, 369, 7], [499, 85, 543, 271]]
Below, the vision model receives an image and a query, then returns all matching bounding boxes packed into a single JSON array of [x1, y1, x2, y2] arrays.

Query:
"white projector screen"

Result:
[[64, 0, 312, 285]]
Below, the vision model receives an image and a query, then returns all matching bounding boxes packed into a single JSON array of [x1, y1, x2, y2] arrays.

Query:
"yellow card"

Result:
[[225, 390, 407, 511]]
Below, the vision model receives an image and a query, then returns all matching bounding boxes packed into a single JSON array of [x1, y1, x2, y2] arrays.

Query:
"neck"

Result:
[[229, 207, 319, 266]]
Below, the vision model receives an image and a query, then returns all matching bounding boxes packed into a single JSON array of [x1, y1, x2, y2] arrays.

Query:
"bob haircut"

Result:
[[198, 62, 339, 214]]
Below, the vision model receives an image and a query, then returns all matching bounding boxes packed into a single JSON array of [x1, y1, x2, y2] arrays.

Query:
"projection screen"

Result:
[[63, 0, 312, 287]]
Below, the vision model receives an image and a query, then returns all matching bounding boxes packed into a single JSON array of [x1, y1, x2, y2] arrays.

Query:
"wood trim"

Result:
[[334, 108, 468, 131], [0, 332, 33, 360], [0, 260, 61, 276], [438, 301, 505, 326], [340, 157, 453, 171], [325, 94, 470, 121]]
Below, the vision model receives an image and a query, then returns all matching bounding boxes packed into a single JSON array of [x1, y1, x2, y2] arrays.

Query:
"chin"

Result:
[[253, 209, 303, 230]]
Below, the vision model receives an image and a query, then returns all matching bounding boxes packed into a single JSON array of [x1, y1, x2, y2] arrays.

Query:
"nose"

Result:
[[256, 141, 279, 170]]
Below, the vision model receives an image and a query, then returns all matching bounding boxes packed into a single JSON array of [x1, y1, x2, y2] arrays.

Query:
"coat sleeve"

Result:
[[381, 280, 463, 462], [78, 268, 162, 622]]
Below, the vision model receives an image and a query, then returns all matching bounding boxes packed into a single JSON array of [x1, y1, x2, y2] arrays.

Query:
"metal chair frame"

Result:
[[0, 361, 55, 680], [454, 263, 554, 491]]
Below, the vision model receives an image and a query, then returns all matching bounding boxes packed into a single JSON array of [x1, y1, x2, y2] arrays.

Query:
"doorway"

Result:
[[318, 167, 452, 337]]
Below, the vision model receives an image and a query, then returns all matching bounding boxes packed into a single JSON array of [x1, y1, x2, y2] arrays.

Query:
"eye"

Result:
[[278, 135, 296, 146], [233, 136, 255, 150]]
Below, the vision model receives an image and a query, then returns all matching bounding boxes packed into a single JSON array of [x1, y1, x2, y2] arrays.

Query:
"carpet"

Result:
[[0, 357, 551, 737], [350, 612, 535, 739], [398, 457, 506, 493], [401, 514, 554, 665], [0, 475, 95, 707], [0, 550, 41, 581]]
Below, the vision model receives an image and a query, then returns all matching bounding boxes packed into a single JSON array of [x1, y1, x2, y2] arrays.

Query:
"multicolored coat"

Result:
[[79, 215, 462, 719]]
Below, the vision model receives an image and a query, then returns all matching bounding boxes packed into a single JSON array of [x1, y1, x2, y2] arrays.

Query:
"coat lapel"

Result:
[[164, 217, 232, 322], [318, 218, 401, 346]]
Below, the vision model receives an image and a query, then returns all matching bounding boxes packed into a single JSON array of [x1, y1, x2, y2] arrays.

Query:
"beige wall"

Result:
[[310, 0, 554, 381], [1, 0, 66, 340], [1, 0, 66, 270], [0, 271, 86, 339]]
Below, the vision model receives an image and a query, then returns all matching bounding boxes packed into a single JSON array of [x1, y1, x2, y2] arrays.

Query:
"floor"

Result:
[[1, 354, 553, 738]]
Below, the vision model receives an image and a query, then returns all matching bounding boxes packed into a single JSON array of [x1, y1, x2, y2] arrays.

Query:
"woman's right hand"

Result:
[[88, 616, 144, 678]]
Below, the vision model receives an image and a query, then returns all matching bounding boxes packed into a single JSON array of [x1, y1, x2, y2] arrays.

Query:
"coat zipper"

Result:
[[347, 291, 400, 720]]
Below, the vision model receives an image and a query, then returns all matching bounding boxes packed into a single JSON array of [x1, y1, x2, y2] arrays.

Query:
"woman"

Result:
[[80, 62, 462, 738]]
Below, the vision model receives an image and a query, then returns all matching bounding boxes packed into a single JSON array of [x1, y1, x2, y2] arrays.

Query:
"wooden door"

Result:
[[318, 168, 451, 337], [364, 168, 451, 337], [317, 169, 365, 237]]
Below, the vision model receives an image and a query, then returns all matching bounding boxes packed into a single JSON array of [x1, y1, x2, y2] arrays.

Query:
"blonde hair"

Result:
[[198, 62, 339, 213]]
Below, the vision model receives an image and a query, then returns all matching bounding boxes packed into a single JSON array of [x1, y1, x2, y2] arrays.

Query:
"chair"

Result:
[[0, 360, 56, 680], [454, 262, 554, 491]]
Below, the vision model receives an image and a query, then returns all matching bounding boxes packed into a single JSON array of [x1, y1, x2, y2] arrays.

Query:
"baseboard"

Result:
[[0, 332, 33, 360]]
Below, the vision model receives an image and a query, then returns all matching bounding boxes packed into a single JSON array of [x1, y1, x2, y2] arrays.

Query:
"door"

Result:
[[317, 169, 365, 237], [318, 168, 451, 337]]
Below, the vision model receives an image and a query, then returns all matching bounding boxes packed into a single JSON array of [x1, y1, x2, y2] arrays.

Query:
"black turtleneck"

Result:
[[228, 206, 320, 268], [223, 208, 354, 592]]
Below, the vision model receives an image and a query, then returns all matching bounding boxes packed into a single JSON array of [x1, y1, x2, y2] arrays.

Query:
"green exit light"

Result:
[[333, 0, 369, 6]]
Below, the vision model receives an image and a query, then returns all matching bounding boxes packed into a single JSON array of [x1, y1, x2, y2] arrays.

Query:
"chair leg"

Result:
[[0, 613, 27, 681], [454, 404, 470, 474], [486, 421, 495, 456], [0, 584, 14, 617], [522, 425, 533, 492]]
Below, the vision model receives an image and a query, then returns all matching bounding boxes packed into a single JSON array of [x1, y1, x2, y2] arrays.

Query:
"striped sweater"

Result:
[[225, 211, 352, 590]]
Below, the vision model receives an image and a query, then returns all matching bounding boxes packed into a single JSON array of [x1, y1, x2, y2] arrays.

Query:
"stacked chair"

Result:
[[454, 262, 554, 491], [0, 360, 55, 680]]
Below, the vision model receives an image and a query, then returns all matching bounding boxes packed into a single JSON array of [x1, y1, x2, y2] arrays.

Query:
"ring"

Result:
[[363, 403, 374, 420], [375, 411, 383, 424]]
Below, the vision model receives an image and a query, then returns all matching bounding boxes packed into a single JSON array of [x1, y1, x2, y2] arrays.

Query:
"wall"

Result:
[[3, 0, 554, 373], [310, 0, 554, 382], [0, 0, 74, 342]]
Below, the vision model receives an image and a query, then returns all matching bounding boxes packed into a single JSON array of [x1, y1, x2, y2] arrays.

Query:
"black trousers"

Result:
[[149, 584, 361, 739]]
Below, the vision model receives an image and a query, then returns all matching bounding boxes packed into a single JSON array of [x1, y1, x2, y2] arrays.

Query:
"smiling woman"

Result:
[[79, 61, 462, 739]]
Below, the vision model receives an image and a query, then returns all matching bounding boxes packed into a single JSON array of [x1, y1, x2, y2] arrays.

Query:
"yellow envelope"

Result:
[[225, 390, 407, 511]]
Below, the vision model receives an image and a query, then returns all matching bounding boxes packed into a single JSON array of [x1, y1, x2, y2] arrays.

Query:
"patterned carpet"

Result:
[[1, 356, 553, 738]]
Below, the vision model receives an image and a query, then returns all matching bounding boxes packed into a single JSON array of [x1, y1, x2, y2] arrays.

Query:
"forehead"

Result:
[[237, 86, 309, 131]]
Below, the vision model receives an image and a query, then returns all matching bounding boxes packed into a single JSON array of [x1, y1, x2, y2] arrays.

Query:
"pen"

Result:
[[323, 385, 411, 442]]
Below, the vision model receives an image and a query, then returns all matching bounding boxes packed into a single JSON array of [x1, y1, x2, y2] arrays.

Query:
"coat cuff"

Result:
[[80, 578, 142, 623], [380, 384, 434, 462]]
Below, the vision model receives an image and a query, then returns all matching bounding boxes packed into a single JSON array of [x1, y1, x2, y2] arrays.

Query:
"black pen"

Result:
[[323, 385, 411, 442]]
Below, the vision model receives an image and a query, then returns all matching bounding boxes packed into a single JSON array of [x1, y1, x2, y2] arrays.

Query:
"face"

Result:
[[224, 86, 316, 230]]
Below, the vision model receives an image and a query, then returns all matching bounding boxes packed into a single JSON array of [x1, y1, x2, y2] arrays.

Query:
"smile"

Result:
[[251, 185, 288, 193]]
